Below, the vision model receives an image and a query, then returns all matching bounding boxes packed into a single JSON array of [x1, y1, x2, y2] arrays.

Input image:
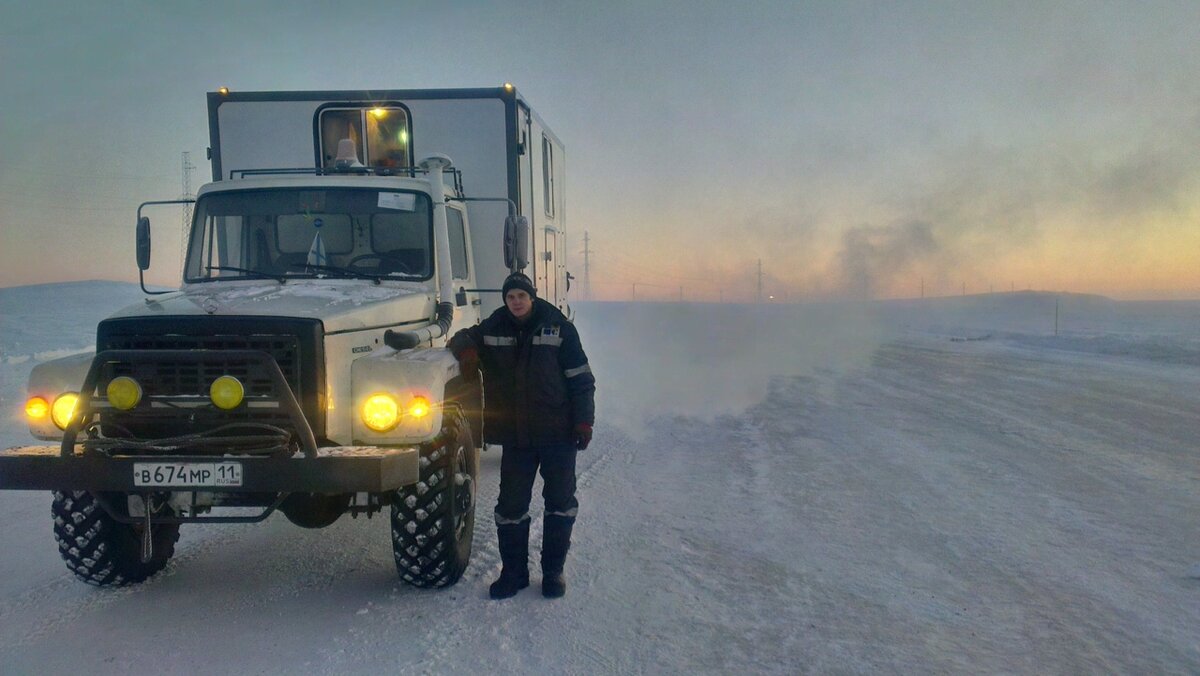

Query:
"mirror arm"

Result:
[[136, 198, 196, 296], [446, 196, 528, 272], [139, 268, 170, 296], [449, 196, 518, 217]]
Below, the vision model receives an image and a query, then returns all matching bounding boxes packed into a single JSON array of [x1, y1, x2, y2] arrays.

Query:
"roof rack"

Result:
[[228, 166, 464, 197]]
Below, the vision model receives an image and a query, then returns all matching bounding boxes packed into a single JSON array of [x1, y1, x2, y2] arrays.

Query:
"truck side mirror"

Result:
[[504, 215, 529, 271], [136, 216, 152, 271]]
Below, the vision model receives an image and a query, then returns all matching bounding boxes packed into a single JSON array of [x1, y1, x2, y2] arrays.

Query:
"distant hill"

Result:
[[0, 281, 153, 357]]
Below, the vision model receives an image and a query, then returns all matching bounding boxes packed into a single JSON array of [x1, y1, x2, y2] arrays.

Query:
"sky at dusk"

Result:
[[1, 0, 1198, 300]]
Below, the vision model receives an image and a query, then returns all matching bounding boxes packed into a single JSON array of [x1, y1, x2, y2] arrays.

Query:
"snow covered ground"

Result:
[[0, 282, 1198, 673]]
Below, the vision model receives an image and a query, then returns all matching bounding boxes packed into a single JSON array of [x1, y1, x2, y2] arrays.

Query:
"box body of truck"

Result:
[[208, 86, 569, 316]]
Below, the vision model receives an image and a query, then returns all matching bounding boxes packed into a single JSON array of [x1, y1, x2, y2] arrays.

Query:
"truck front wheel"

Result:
[[390, 410, 479, 588], [52, 491, 180, 586]]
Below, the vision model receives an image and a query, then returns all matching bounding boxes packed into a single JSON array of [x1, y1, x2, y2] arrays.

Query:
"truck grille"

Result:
[[101, 334, 302, 399], [95, 316, 326, 447]]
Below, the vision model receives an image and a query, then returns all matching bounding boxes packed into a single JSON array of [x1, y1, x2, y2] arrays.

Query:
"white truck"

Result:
[[0, 85, 570, 588]]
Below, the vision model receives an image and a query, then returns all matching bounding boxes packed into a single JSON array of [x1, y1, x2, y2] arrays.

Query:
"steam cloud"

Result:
[[837, 221, 938, 300]]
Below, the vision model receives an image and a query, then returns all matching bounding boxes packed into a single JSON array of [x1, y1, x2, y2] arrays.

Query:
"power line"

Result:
[[607, 255, 722, 285], [598, 255, 726, 288], [0, 170, 172, 182], [0, 203, 132, 214]]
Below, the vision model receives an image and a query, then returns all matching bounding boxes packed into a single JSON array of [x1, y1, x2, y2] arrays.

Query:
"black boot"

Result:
[[541, 571, 566, 598], [490, 522, 530, 599], [541, 514, 574, 598]]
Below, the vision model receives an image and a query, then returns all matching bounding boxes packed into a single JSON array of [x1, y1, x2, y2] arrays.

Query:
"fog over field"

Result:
[[0, 282, 1197, 674]]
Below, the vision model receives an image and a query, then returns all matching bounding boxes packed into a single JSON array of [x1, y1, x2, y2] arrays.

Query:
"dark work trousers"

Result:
[[495, 443, 579, 575]]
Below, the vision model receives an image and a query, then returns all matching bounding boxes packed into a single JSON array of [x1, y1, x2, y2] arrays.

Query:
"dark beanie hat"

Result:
[[502, 272, 537, 298]]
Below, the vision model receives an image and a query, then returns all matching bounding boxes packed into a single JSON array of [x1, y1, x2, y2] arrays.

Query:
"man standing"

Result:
[[448, 272, 595, 599]]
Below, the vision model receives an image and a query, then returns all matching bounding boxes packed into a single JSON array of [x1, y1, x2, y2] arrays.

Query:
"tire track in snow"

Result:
[[0, 516, 381, 652], [0, 517, 256, 649]]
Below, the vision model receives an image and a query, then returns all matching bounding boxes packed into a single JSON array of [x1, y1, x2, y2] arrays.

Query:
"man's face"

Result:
[[505, 289, 533, 320]]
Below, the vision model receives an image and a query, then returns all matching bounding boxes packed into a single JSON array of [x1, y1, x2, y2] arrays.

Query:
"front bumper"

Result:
[[0, 445, 418, 493]]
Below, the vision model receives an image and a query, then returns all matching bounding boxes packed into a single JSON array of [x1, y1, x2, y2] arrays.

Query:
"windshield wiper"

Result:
[[290, 263, 383, 285], [206, 266, 286, 283]]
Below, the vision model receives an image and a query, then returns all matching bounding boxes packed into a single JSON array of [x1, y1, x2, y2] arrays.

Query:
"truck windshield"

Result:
[[184, 189, 433, 283]]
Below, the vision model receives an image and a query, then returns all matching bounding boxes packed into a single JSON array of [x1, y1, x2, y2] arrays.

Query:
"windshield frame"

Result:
[[183, 187, 434, 285]]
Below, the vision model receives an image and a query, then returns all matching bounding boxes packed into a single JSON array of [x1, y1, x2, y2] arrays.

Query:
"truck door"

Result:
[[445, 206, 481, 335]]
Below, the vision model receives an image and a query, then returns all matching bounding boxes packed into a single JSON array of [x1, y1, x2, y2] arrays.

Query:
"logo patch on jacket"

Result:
[[541, 326, 561, 337]]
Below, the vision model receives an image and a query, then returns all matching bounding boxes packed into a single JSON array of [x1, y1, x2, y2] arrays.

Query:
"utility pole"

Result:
[[581, 230, 591, 301], [632, 283, 636, 301], [180, 151, 196, 274], [678, 286, 683, 302], [756, 259, 763, 303], [920, 277, 924, 299]]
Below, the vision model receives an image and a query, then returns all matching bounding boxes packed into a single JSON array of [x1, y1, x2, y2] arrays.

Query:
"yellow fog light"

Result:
[[26, 396, 50, 420], [106, 376, 143, 410], [51, 393, 79, 430], [407, 396, 431, 418], [362, 393, 400, 432], [210, 376, 245, 410]]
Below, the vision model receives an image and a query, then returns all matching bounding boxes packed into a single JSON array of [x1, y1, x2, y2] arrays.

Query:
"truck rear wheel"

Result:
[[390, 410, 478, 588], [52, 490, 180, 586]]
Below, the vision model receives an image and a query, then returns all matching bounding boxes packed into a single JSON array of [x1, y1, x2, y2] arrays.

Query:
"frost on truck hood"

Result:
[[105, 281, 433, 333]]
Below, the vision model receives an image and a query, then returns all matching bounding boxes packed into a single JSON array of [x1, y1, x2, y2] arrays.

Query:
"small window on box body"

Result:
[[319, 106, 411, 171], [542, 135, 555, 218]]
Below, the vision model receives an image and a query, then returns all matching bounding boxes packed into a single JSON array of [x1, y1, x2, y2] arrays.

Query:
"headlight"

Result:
[[362, 393, 400, 432], [209, 376, 245, 410], [25, 396, 50, 420], [51, 393, 79, 430], [106, 376, 143, 410]]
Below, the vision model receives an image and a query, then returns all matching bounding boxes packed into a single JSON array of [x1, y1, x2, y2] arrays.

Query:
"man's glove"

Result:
[[456, 347, 480, 378], [573, 423, 593, 451]]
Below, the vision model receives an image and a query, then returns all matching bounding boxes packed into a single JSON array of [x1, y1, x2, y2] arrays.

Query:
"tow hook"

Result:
[[141, 494, 155, 563]]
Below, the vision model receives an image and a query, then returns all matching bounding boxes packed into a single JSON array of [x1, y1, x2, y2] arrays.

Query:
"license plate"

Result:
[[133, 462, 243, 487]]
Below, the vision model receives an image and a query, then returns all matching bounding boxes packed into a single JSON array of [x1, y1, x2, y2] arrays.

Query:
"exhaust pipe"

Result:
[[385, 155, 456, 350]]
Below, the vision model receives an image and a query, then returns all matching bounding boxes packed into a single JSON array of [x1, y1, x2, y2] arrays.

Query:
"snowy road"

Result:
[[1, 288, 1198, 673]]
